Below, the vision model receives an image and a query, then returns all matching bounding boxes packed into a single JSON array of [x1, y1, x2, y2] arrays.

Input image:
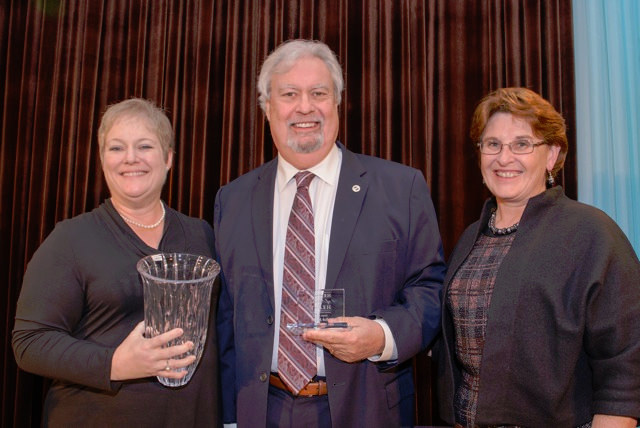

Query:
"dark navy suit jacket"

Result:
[[214, 143, 445, 427]]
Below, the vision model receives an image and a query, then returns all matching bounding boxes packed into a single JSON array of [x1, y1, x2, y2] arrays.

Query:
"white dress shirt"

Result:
[[270, 144, 397, 376]]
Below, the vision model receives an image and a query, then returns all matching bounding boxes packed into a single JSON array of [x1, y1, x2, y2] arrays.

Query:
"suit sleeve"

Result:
[[214, 187, 238, 424], [371, 170, 445, 363]]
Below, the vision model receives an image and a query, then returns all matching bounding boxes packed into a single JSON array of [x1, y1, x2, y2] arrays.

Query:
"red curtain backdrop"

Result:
[[0, 1, 575, 426]]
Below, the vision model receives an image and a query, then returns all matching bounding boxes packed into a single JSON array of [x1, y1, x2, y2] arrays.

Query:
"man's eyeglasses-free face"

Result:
[[477, 138, 546, 155]]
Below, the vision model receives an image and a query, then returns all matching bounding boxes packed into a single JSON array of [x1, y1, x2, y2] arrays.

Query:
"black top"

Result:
[[12, 200, 220, 427]]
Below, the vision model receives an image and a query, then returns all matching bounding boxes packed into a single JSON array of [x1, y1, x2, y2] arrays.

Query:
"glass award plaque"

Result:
[[286, 288, 349, 335]]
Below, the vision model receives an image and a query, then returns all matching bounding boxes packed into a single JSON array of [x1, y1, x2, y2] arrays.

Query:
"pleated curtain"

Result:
[[0, 1, 575, 425]]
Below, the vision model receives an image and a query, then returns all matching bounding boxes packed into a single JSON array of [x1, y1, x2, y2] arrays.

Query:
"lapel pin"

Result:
[[352, 185, 360, 192]]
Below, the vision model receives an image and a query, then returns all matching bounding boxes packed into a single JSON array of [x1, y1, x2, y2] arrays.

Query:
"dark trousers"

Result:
[[266, 384, 332, 428]]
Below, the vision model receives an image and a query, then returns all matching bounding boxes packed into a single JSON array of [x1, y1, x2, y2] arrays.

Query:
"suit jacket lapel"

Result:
[[325, 146, 367, 290], [252, 159, 277, 309]]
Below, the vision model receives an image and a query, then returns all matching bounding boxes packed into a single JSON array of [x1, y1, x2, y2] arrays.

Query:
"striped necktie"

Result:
[[278, 171, 317, 394]]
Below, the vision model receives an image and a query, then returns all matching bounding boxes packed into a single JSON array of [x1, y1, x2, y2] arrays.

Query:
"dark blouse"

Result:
[[447, 231, 515, 427], [447, 230, 594, 428], [12, 200, 220, 427]]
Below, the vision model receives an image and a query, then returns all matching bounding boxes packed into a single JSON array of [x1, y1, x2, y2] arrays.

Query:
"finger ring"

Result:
[[164, 360, 171, 371]]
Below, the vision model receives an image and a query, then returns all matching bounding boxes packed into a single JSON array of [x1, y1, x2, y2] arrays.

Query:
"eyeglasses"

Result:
[[477, 138, 546, 155]]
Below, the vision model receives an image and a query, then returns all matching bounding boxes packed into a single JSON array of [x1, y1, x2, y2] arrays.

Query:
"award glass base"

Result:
[[286, 289, 349, 335]]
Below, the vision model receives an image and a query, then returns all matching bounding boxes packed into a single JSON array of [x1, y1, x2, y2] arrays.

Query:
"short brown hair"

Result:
[[469, 87, 568, 177]]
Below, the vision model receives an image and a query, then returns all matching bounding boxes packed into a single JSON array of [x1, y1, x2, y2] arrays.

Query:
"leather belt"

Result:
[[269, 374, 328, 396]]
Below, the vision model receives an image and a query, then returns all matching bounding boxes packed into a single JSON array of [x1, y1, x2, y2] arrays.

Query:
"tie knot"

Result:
[[295, 171, 315, 189]]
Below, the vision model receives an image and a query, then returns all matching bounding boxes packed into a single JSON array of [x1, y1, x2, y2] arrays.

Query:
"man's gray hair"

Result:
[[257, 39, 344, 112]]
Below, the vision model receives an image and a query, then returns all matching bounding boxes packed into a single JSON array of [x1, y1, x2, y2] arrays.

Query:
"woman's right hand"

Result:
[[110, 321, 196, 381]]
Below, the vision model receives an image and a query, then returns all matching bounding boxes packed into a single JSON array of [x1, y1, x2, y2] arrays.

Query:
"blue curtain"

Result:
[[573, 0, 640, 255]]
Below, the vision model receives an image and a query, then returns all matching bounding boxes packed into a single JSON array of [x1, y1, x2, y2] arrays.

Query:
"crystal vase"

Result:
[[137, 253, 220, 387]]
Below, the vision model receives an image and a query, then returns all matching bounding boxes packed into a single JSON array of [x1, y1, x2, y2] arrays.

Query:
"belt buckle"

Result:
[[304, 381, 320, 395]]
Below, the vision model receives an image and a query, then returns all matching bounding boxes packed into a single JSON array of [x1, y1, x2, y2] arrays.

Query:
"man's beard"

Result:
[[286, 123, 324, 154]]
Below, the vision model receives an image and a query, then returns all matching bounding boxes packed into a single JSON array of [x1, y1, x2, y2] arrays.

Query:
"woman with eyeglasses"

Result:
[[436, 87, 640, 427]]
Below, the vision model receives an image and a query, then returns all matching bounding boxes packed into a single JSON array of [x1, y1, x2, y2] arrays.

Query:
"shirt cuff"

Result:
[[223, 424, 237, 428], [368, 318, 398, 362]]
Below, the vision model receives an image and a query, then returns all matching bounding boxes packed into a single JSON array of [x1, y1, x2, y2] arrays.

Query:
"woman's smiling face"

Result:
[[480, 112, 560, 207], [101, 116, 172, 207]]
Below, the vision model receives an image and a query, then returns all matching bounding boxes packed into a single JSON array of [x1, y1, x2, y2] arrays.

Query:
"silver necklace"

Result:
[[488, 208, 519, 235], [118, 201, 166, 229]]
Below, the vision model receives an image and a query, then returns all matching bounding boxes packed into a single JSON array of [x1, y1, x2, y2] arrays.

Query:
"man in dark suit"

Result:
[[215, 39, 445, 427]]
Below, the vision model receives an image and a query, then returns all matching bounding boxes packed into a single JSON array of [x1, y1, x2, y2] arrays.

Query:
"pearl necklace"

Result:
[[488, 208, 519, 235], [118, 201, 166, 229]]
